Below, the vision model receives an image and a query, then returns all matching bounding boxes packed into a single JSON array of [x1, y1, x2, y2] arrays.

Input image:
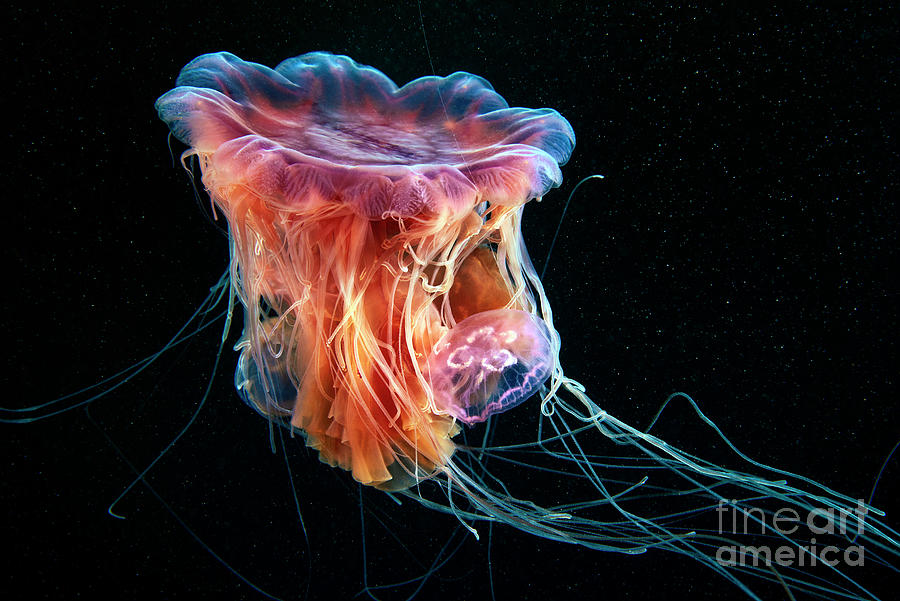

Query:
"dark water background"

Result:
[[5, 2, 897, 599]]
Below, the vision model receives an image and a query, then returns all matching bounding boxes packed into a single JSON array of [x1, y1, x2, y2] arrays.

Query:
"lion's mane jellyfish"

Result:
[[156, 51, 571, 490], [157, 53, 898, 598]]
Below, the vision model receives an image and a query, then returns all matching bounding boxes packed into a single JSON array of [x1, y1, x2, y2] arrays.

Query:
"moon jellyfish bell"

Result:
[[427, 309, 553, 425]]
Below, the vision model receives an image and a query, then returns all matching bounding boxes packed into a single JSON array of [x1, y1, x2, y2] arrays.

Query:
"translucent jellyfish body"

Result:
[[428, 309, 552, 424]]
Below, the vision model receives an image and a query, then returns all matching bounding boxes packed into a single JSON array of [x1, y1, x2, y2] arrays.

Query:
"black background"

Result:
[[5, 2, 898, 600]]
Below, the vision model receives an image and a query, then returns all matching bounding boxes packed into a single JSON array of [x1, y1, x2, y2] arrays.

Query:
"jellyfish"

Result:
[[154, 51, 572, 492], [148, 52, 898, 599]]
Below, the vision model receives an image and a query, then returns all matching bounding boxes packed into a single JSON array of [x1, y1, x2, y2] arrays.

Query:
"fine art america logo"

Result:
[[715, 499, 868, 567]]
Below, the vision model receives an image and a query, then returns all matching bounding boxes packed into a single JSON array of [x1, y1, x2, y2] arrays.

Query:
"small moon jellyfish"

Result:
[[428, 309, 553, 425], [154, 52, 899, 598]]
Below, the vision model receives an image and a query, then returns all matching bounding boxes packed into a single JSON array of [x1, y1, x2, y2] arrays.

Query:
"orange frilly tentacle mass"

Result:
[[156, 52, 574, 489]]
